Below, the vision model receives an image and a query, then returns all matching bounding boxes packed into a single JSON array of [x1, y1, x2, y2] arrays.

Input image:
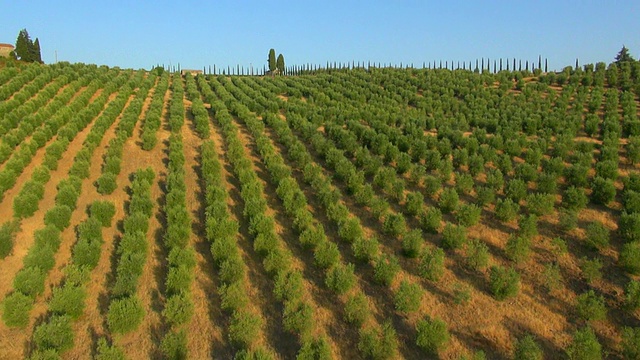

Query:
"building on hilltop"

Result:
[[181, 69, 203, 76], [0, 43, 15, 58]]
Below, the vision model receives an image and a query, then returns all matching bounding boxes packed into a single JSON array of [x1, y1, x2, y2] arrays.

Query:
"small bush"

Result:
[[220, 282, 248, 313], [495, 198, 520, 223], [620, 241, 640, 274], [90, 201, 116, 227], [585, 222, 610, 250], [442, 223, 466, 250], [513, 334, 542, 360], [23, 244, 56, 273], [0, 220, 19, 258], [274, 271, 303, 303], [33, 315, 74, 353], [580, 257, 603, 284], [620, 212, 640, 243], [55, 184, 80, 209], [518, 214, 538, 239], [14, 266, 46, 297], [49, 284, 86, 320], [405, 192, 424, 216], [374, 254, 400, 286], [465, 238, 489, 271], [160, 329, 188, 360], [96, 173, 117, 195], [506, 235, 531, 264], [622, 327, 640, 360], [2, 291, 33, 328], [107, 296, 145, 334], [559, 209, 579, 232], [344, 292, 369, 326], [420, 207, 442, 234], [394, 280, 422, 313], [505, 179, 527, 202], [566, 327, 601, 360], [325, 263, 356, 294], [475, 186, 496, 206], [358, 321, 398, 360], [452, 283, 471, 305], [542, 263, 563, 293], [166, 265, 195, 295], [297, 337, 332, 360], [95, 338, 125, 360], [419, 247, 445, 281], [163, 293, 194, 326], [13, 192, 40, 219], [382, 213, 406, 237], [590, 177, 616, 205], [576, 290, 606, 322], [402, 229, 423, 258], [456, 203, 482, 227], [313, 240, 340, 269], [489, 266, 520, 301], [526, 193, 555, 216], [352, 236, 379, 263], [563, 186, 588, 211], [283, 300, 314, 338], [625, 280, 640, 310], [228, 310, 261, 349], [416, 316, 450, 354], [438, 188, 459, 213], [44, 205, 73, 231]]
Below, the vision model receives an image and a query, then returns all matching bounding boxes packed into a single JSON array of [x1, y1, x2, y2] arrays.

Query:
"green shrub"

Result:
[[536, 172, 558, 194], [542, 263, 563, 293], [402, 229, 423, 258], [338, 217, 363, 243], [506, 235, 531, 264], [163, 293, 194, 326], [358, 321, 398, 360], [90, 201, 116, 227], [297, 337, 332, 360], [228, 310, 261, 349], [352, 236, 379, 263], [95, 338, 125, 360], [55, 184, 80, 209], [382, 213, 406, 237], [475, 186, 495, 206], [513, 334, 542, 360], [63, 264, 91, 286], [442, 223, 466, 250], [405, 192, 424, 216], [0, 220, 19, 258], [419, 246, 445, 281], [394, 280, 422, 313], [344, 292, 369, 326], [456, 204, 482, 227], [13, 192, 40, 219], [526, 193, 555, 216], [465, 238, 489, 271], [518, 214, 538, 239], [452, 283, 471, 305], [96, 173, 117, 195], [160, 329, 188, 360], [590, 177, 616, 205], [625, 280, 640, 310], [220, 282, 248, 313], [620, 241, 640, 274], [325, 263, 356, 295], [559, 209, 579, 232], [2, 291, 33, 328], [566, 327, 601, 360], [622, 327, 640, 360], [49, 284, 86, 320], [29, 348, 63, 360], [489, 266, 520, 301], [44, 205, 73, 231], [107, 296, 145, 334], [585, 222, 610, 250], [563, 186, 588, 211], [123, 212, 149, 234], [166, 265, 195, 295], [14, 266, 46, 297], [374, 254, 400, 286], [420, 207, 442, 234], [283, 300, 314, 338], [33, 315, 74, 353], [576, 290, 606, 322], [23, 244, 55, 273], [438, 188, 459, 213], [313, 240, 340, 269], [455, 173, 475, 195], [620, 212, 640, 243], [505, 179, 527, 202], [495, 198, 520, 222], [416, 316, 450, 354]]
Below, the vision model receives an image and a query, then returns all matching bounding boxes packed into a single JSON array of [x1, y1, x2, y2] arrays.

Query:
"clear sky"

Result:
[[1, 0, 638, 71]]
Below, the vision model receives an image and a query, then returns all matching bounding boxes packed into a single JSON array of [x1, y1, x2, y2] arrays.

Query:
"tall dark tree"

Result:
[[15, 29, 32, 62], [268, 48, 276, 72], [276, 54, 285, 75], [616, 45, 635, 64], [32, 38, 42, 63]]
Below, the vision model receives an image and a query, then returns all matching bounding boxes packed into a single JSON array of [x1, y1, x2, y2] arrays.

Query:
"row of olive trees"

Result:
[[140, 71, 170, 151]]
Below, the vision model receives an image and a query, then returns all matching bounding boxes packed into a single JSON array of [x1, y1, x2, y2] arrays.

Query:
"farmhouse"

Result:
[[181, 69, 203, 76], [0, 44, 14, 58]]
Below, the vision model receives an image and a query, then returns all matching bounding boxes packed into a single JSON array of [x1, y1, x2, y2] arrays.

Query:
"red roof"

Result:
[[0, 44, 14, 48]]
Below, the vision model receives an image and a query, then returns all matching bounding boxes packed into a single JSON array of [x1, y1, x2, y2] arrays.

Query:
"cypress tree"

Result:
[[268, 48, 276, 72], [32, 38, 42, 63], [15, 29, 32, 62], [276, 54, 285, 74], [538, 55, 542, 71], [545, 58, 548, 72]]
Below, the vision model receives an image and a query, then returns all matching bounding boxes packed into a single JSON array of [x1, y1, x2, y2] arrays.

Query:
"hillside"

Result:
[[0, 60, 640, 359]]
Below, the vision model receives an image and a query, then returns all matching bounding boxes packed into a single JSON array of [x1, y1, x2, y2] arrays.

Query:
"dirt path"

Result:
[[114, 78, 172, 360], [180, 103, 226, 359]]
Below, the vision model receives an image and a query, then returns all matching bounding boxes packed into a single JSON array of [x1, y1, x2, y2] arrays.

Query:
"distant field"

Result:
[[0, 60, 639, 359]]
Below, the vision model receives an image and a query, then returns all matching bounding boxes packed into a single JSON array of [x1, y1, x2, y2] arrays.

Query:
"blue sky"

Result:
[[1, 1, 638, 71]]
